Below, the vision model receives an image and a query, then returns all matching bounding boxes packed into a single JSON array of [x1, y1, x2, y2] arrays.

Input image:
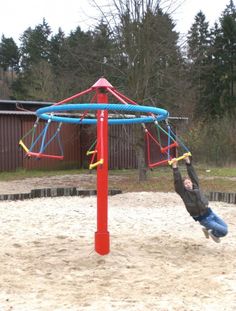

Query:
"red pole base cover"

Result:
[[95, 231, 110, 255]]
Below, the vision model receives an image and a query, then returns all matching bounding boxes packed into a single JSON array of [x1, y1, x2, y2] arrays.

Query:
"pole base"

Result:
[[95, 231, 110, 255]]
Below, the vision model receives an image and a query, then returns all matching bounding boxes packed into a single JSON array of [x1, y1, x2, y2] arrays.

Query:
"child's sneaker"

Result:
[[209, 230, 221, 243], [202, 227, 209, 239]]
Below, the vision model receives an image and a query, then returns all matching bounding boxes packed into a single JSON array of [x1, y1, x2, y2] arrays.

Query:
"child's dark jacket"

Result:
[[173, 162, 209, 218]]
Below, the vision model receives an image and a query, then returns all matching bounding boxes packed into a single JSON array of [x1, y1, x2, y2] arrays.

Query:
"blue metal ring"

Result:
[[36, 103, 169, 124]]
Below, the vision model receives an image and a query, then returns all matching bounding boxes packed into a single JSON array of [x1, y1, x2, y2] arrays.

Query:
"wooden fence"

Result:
[[207, 192, 236, 204]]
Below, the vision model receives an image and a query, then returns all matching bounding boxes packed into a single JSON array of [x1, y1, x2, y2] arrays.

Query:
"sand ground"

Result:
[[0, 189, 235, 311]]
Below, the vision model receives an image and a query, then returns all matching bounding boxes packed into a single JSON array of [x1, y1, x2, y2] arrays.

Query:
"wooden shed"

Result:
[[0, 100, 183, 172]]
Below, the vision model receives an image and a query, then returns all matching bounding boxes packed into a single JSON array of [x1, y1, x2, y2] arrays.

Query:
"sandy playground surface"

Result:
[[0, 188, 235, 310]]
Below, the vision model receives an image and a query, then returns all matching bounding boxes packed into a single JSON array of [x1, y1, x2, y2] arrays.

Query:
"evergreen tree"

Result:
[[52, 24, 115, 96], [12, 19, 53, 99], [92, 20, 115, 79], [19, 18, 52, 70], [218, 0, 236, 116], [49, 28, 66, 72], [60, 27, 95, 93], [200, 1, 236, 119], [200, 23, 225, 118], [188, 2, 236, 119], [0, 35, 19, 72], [0, 35, 19, 98], [187, 11, 211, 118], [48, 28, 69, 99], [187, 11, 209, 63]]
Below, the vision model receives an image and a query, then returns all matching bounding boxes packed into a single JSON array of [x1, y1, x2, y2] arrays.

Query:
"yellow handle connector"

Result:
[[86, 150, 97, 156], [89, 159, 104, 170], [168, 152, 192, 165], [19, 140, 29, 153]]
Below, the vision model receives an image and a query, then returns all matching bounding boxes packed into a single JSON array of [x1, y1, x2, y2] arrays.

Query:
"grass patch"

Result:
[[0, 166, 235, 193], [0, 168, 88, 182], [193, 166, 236, 177]]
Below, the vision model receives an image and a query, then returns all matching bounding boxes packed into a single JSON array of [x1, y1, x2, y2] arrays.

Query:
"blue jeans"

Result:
[[199, 210, 228, 238]]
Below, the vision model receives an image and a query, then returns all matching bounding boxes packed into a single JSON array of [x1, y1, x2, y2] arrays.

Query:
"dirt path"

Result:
[[0, 174, 96, 195]]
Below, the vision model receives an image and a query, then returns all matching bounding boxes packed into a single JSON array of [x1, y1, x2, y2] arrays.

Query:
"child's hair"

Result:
[[182, 176, 191, 183]]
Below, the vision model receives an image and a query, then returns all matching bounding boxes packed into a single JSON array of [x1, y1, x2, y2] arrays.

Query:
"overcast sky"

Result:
[[0, 0, 232, 44]]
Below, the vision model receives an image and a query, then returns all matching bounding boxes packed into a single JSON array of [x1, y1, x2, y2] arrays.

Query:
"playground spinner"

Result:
[[19, 77, 191, 255]]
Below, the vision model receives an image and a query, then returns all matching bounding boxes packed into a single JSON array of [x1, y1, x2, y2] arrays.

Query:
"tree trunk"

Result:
[[135, 125, 147, 182]]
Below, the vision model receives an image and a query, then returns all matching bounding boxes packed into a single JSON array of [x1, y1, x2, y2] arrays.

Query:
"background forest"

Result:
[[0, 0, 235, 166]]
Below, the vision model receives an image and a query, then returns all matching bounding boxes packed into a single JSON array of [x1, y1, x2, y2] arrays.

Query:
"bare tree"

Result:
[[91, 0, 185, 181]]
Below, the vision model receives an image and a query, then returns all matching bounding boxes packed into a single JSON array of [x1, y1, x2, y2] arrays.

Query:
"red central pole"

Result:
[[95, 88, 110, 255]]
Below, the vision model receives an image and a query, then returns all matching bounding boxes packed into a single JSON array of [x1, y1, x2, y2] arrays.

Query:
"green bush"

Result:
[[183, 116, 236, 165]]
